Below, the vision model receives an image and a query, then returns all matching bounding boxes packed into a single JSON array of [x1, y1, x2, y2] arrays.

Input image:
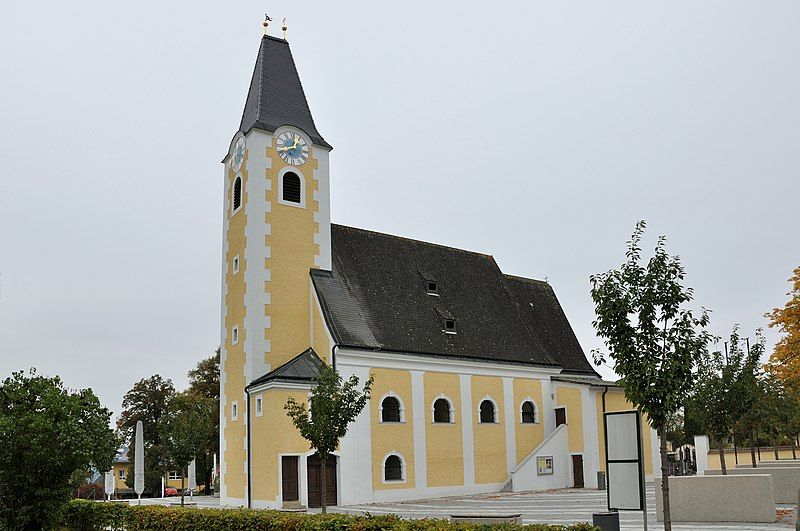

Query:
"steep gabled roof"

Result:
[[240, 36, 331, 149], [311, 225, 562, 368], [247, 348, 324, 389], [504, 275, 598, 376]]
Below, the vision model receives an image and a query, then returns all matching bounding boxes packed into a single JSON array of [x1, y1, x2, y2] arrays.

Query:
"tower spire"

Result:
[[282, 18, 288, 40]]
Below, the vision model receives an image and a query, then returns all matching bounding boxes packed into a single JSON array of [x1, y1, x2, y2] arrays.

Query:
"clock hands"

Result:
[[277, 136, 301, 153]]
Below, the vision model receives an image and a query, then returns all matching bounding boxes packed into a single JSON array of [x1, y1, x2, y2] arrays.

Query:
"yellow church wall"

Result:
[[223, 148, 250, 500], [249, 388, 313, 503], [555, 386, 584, 453], [513, 378, 545, 464], [113, 463, 130, 491], [424, 371, 464, 487], [595, 390, 654, 475], [370, 368, 415, 490], [264, 138, 321, 370], [471, 376, 507, 484]]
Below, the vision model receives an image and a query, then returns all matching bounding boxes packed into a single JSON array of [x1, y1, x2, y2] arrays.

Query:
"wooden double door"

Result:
[[306, 454, 337, 508]]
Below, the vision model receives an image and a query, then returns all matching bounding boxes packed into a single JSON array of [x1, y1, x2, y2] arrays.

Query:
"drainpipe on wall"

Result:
[[245, 387, 252, 509], [601, 385, 608, 414], [331, 345, 338, 371]]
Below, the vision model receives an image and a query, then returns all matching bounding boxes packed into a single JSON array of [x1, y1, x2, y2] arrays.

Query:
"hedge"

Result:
[[61, 500, 600, 531]]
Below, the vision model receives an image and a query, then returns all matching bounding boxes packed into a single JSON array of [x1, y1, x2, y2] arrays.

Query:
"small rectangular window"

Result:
[[119, 469, 126, 479], [255, 395, 263, 417], [427, 281, 438, 295], [232, 326, 239, 345], [232, 255, 240, 275], [232, 401, 239, 421], [168, 471, 180, 480], [444, 319, 456, 333]]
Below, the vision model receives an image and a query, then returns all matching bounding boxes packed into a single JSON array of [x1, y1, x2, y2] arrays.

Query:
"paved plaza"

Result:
[[336, 484, 797, 530], [128, 485, 797, 530]]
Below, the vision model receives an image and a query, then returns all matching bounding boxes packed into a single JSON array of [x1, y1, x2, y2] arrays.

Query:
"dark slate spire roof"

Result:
[[240, 36, 331, 149], [246, 348, 324, 389]]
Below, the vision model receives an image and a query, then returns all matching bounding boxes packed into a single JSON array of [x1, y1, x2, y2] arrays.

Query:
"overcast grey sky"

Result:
[[1, 1, 798, 418]]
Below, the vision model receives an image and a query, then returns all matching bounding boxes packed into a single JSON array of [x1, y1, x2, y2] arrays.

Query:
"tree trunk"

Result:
[[718, 439, 727, 475], [320, 453, 327, 514], [750, 433, 757, 468], [792, 438, 797, 460], [659, 428, 672, 531], [774, 442, 779, 460], [181, 470, 185, 506]]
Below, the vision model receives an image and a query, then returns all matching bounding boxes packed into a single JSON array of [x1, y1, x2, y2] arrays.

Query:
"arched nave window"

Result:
[[380, 396, 402, 423], [383, 454, 404, 482], [521, 400, 538, 424], [479, 399, 497, 424], [432, 397, 453, 423]]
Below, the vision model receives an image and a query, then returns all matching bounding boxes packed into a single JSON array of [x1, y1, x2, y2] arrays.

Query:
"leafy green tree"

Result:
[[689, 327, 762, 473], [590, 221, 712, 531], [117, 375, 176, 494], [0, 370, 116, 530], [161, 391, 216, 506], [186, 350, 220, 492], [284, 365, 373, 513]]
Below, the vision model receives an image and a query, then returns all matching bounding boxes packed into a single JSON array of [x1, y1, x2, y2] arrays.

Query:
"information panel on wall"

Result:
[[604, 410, 645, 511]]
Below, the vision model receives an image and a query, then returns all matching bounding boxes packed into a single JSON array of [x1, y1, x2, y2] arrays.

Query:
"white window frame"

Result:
[[232, 255, 240, 275], [168, 471, 180, 480], [277, 166, 306, 209], [119, 469, 126, 479], [381, 452, 407, 484], [477, 396, 500, 424], [255, 394, 263, 417], [231, 174, 244, 215], [231, 325, 239, 346], [378, 392, 406, 423], [520, 397, 539, 424], [431, 394, 455, 424], [231, 401, 239, 421]]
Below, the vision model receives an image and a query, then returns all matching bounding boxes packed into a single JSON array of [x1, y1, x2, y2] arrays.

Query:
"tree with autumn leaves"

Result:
[[766, 267, 800, 391]]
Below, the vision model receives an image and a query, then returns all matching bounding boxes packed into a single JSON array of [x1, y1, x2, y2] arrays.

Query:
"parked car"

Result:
[[164, 487, 179, 497]]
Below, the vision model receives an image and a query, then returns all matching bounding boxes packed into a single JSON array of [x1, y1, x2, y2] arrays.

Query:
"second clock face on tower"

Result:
[[276, 132, 309, 166]]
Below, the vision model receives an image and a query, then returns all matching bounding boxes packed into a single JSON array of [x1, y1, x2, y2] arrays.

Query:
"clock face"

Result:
[[276, 131, 309, 166], [232, 137, 246, 172]]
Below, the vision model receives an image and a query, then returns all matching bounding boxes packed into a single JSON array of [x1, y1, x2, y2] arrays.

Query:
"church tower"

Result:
[[219, 30, 332, 506]]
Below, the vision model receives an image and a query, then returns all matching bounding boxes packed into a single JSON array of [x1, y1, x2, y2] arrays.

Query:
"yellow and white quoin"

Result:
[[219, 31, 657, 510]]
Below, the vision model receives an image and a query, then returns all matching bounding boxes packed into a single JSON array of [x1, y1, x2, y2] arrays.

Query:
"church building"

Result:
[[219, 28, 658, 509]]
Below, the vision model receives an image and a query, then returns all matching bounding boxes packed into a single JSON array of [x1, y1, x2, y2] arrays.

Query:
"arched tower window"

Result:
[[433, 397, 453, 423], [381, 396, 401, 422], [521, 400, 537, 424], [383, 454, 404, 481], [232, 176, 243, 211], [282, 172, 302, 204], [479, 399, 497, 423]]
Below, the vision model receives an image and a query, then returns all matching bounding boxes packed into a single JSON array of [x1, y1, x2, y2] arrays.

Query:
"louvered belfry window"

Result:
[[521, 401, 536, 423], [479, 400, 496, 423], [282, 172, 302, 203], [233, 176, 243, 210], [433, 398, 451, 423]]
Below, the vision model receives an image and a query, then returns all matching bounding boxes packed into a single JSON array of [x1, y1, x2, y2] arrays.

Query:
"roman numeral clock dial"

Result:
[[276, 132, 309, 166]]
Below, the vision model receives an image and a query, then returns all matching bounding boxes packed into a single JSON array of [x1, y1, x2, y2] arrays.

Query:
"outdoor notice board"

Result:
[[604, 410, 645, 511]]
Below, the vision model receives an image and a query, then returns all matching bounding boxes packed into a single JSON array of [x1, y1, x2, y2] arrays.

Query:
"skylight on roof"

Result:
[[444, 319, 456, 334], [427, 281, 438, 295]]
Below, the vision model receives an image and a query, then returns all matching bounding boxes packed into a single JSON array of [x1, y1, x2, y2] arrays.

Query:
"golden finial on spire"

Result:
[[263, 14, 272, 36], [281, 18, 287, 39]]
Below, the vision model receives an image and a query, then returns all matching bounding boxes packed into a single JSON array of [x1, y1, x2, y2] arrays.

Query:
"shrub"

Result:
[[61, 500, 599, 530]]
